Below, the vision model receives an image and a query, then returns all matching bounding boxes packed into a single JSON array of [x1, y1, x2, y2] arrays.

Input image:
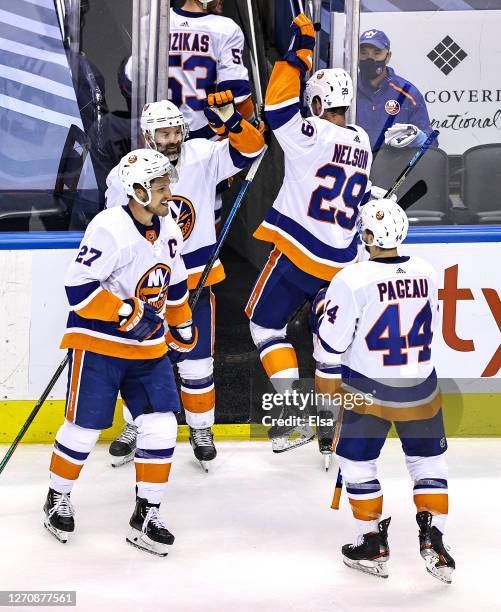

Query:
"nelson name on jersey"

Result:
[[331, 143, 369, 169]]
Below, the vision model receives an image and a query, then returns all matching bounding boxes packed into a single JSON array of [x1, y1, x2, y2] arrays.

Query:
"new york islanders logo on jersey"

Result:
[[385, 100, 400, 115], [136, 263, 171, 312], [170, 196, 196, 240]]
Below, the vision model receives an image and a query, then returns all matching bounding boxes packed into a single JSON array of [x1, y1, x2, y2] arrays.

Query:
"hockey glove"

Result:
[[284, 13, 315, 75], [166, 320, 198, 363], [370, 186, 398, 202], [116, 298, 163, 342], [384, 123, 428, 148], [310, 287, 328, 335], [204, 91, 243, 136]]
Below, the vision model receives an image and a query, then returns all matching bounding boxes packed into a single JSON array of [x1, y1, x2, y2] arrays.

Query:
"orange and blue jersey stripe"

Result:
[[182, 243, 226, 290], [339, 366, 441, 422], [264, 61, 301, 131]]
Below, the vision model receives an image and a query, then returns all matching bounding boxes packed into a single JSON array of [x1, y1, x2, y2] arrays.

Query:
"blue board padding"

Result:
[[0, 226, 500, 250]]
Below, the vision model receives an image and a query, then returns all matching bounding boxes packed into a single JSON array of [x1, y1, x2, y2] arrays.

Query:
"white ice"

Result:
[[2, 439, 499, 612]]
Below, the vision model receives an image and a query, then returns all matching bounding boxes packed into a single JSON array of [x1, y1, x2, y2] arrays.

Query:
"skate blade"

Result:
[[272, 434, 315, 453], [110, 452, 135, 468], [126, 528, 170, 557], [199, 460, 209, 473], [422, 552, 453, 584], [343, 556, 389, 578], [323, 453, 331, 471], [44, 518, 70, 543]]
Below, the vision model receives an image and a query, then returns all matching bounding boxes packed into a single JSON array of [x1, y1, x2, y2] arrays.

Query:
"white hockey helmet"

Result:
[[140, 100, 188, 144], [357, 198, 409, 249], [118, 149, 178, 206], [305, 68, 354, 117]]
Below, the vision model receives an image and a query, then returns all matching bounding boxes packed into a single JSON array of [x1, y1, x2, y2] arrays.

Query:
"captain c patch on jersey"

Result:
[[136, 264, 171, 312]]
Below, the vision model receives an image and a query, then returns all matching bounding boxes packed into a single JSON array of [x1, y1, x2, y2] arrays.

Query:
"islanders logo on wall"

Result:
[[170, 195, 196, 240], [385, 99, 400, 115], [136, 263, 171, 313]]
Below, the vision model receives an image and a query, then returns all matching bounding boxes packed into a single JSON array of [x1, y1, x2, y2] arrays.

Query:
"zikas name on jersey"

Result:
[[170, 32, 210, 54]]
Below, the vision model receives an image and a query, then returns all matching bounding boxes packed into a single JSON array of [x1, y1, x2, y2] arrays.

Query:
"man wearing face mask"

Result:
[[356, 29, 436, 152]]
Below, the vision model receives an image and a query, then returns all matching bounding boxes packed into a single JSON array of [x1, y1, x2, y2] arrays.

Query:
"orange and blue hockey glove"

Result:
[[285, 13, 315, 75], [204, 90, 243, 135], [166, 320, 198, 363], [117, 297, 163, 342]]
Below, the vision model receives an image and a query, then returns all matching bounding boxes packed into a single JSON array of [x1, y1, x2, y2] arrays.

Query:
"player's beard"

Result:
[[157, 143, 182, 162]]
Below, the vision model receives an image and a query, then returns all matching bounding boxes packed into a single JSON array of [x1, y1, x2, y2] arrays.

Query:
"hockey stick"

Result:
[[398, 179, 427, 211], [245, 0, 263, 111], [384, 130, 439, 200], [188, 146, 268, 313], [0, 353, 70, 476]]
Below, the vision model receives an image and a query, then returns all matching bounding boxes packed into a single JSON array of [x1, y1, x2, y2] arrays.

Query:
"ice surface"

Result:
[[1, 439, 499, 611]]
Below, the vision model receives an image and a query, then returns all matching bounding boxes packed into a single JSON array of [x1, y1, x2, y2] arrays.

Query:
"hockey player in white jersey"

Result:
[[245, 14, 379, 453], [170, 0, 258, 227], [169, 0, 256, 140], [312, 199, 455, 583], [106, 96, 265, 469], [44, 150, 198, 556]]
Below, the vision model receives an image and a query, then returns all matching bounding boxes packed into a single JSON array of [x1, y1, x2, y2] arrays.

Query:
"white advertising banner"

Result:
[[0, 242, 500, 402], [360, 11, 501, 155]]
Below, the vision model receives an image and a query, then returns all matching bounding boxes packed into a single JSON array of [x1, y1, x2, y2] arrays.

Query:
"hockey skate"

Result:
[[126, 497, 174, 557], [268, 407, 315, 453], [43, 488, 75, 544], [318, 437, 333, 471], [189, 426, 217, 472], [416, 511, 455, 584], [109, 423, 137, 467], [317, 409, 335, 471], [342, 517, 391, 578]]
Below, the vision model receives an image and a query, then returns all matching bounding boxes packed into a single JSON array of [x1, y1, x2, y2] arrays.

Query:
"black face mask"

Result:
[[359, 58, 387, 83]]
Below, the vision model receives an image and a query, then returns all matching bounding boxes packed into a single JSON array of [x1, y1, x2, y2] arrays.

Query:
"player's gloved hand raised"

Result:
[[370, 185, 398, 202], [117, 298, 163, 342], [384, 123, 428, 148], [204, 91, 243, 136], [310, 287, 328, 335], [166, 320, 198, 363], [285, 13, 316, 75]]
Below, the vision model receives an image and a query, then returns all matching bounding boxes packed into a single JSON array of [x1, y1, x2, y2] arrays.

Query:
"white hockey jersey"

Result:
[[257, 61, 373, 281], [105, 133, 265, 290], [169, 7, 251, 138], [61, 206, 190, 360], [316, 255, 441, 421]]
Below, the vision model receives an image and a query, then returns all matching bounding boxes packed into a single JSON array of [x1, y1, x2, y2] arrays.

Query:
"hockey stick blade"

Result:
[[0, 353, 69, 475], [398, 179, 428, 211]]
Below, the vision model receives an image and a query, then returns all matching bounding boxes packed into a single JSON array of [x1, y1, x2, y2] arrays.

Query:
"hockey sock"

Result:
[[346, 479, 383, 535], [406, 454, 448, 533], [258, 338, 299, 394], [135, 413, 177, 505], [181, 375, 215, 429], [413, 479, 448, 534], [49, 420, 100, 494], [122, 401, 134, 425]]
